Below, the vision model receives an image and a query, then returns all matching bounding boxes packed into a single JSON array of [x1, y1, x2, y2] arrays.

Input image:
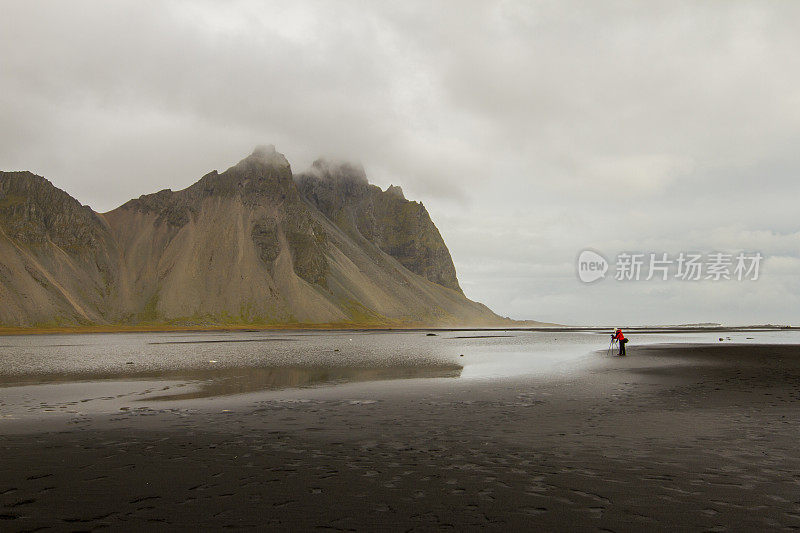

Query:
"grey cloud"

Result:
[[2, 0, 799, 324]]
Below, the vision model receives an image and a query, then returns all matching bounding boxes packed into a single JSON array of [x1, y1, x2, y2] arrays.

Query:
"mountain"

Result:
[[0, 171, 119, 326], [0, 146, 507, 328], [295, 159, 461, 293]]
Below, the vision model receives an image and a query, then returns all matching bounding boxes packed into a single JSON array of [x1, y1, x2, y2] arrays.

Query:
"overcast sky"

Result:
[[2, 1, 799, 325]]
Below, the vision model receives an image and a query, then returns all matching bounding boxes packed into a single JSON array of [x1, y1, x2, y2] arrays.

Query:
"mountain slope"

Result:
[[0, 146, 506, 328], [0, 172, 119, 326]]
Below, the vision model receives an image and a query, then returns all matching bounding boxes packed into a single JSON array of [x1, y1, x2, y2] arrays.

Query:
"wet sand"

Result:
[[2, 343, 800, 531]]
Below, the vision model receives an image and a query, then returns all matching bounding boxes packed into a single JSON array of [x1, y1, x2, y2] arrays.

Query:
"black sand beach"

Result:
[[2, 343, 800, 531]]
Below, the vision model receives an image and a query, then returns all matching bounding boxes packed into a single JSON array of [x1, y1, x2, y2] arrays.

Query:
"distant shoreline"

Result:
[[0, 323, 794, 336]]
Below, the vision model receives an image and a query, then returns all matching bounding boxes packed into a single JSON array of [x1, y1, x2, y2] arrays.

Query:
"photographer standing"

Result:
[[612, 328, 629, 356]]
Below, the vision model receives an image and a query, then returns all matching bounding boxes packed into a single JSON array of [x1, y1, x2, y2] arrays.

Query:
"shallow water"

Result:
[[1, 328, 798, 412]]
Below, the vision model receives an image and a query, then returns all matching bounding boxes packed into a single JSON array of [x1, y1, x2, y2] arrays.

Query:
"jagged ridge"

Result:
[[0, 146, 504, 327], [295, 159, 461, 292]]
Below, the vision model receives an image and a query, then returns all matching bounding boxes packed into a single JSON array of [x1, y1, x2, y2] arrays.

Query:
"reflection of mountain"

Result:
[[0, 364, 463, 400], [0, 146, 507, 328], [145, 365, 463, 401]]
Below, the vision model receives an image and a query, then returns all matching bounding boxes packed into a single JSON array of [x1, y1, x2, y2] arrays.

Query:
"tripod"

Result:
[[607, 337, 618, 357]]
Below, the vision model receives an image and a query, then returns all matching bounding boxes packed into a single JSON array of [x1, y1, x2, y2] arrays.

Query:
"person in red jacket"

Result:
[[612, 328, 628, 356]]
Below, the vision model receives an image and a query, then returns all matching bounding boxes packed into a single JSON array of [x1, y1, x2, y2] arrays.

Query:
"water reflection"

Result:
[[147, 365, 462, 400], [0, 364, 463, 401]]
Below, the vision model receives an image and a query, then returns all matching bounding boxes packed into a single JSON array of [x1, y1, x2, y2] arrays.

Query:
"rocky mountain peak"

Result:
[[385, 184, 405, 199], [0, 171, 105, 248], [230, 145, 291, 176], [115, 146, 298, 227], [246, 144, 289, 168], [183, 145, 298, 205]]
